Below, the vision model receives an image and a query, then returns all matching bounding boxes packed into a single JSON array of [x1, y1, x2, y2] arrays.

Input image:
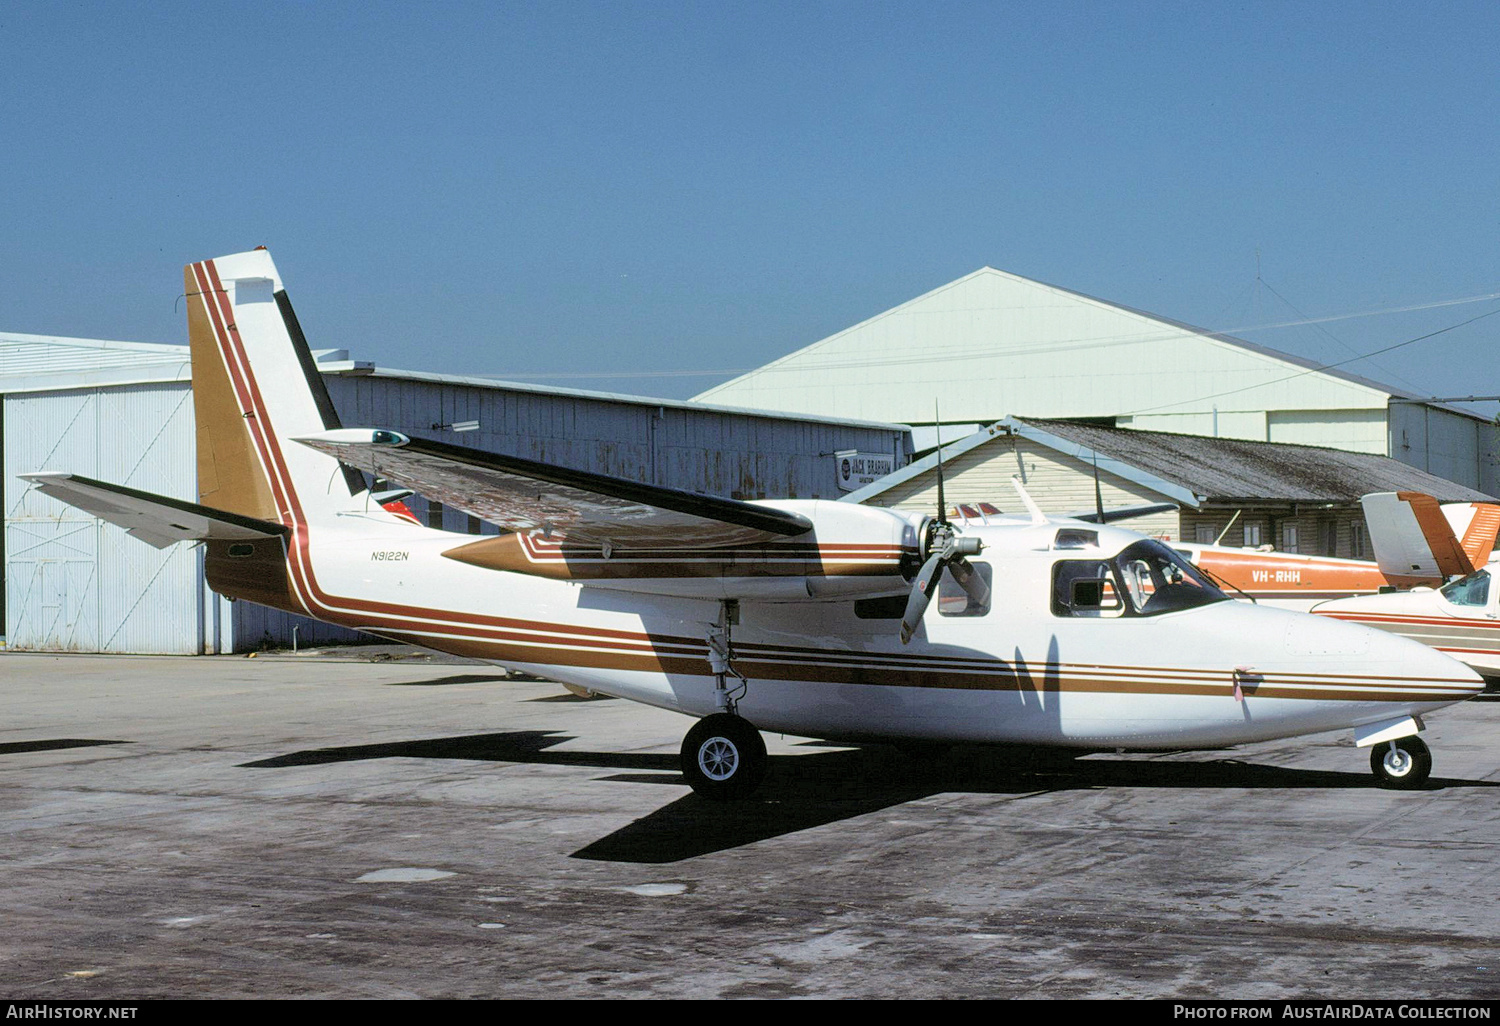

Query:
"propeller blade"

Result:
[[948, 555, 991, 609], [899, 554, 946, 644]]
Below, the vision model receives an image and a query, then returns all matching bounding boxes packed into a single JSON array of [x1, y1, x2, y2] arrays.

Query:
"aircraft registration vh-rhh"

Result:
[[20, 249, 1487, 797]]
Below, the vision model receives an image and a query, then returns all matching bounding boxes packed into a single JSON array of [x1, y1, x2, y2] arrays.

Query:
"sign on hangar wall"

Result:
[[833, 450, 896, 493]]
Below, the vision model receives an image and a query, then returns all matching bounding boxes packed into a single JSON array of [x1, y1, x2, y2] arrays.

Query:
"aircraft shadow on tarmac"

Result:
[[238, 730, 1497, 864], [0, 739, 132, 755]]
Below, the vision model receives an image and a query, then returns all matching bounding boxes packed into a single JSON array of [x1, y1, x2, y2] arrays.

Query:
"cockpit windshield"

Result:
[[1053, 539, 1229, 618], [1440, 569, 1491, 608]]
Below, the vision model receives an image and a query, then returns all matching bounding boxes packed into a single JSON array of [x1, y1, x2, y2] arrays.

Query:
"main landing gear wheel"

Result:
[[1370, 735, 1432, 789], [680, 713, 767, 801]]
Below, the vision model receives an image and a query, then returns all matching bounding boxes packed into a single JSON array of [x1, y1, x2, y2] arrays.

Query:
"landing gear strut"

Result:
[[1370, 735, 1432, 789], [680, 600, 767, 800]]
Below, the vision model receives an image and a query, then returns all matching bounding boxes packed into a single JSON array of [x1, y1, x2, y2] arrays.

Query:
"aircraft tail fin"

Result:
[[186, 250, 365, 525], [1360, 491, 1481, 582]]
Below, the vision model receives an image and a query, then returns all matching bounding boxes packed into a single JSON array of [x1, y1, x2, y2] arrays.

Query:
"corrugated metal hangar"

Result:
[[850, 417, 1496, 557], [2, 331, 910, 654], [695, 267, 1500, 495]]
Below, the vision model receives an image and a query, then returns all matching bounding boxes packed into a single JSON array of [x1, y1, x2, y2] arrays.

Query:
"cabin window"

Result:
[[937, 561, 992, 617], [1053, 559, 1126, 618], [854, 594, 907, 619], [1053, 540, 1228, 618], [1440, 570, 1491, 608]]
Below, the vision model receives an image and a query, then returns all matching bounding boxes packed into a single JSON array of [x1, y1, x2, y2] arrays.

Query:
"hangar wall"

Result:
[[4, 383, 222, 654], [3, 342, 911, 654]]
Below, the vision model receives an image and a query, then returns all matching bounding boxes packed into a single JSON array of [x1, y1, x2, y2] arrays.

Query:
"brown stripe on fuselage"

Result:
[[357, 628, 1463, 703]]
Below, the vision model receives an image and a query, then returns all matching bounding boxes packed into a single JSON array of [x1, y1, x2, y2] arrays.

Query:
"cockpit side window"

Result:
[[1052, 559, 1126, 618], [1440, 569, 1491, 608], [1053, 540, 1228, 618]]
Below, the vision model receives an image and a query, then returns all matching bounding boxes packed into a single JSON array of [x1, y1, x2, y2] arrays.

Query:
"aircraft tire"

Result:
[[1370, 735, 1432, 789], [680, 714, 767, 801]]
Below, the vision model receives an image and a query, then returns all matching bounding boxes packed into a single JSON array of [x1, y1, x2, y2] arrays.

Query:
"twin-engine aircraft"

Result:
[[20, 249, 1486, 796]]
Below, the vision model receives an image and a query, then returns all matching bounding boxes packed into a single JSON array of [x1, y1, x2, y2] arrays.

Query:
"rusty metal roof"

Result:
[[1015, 417, 1497, 504]]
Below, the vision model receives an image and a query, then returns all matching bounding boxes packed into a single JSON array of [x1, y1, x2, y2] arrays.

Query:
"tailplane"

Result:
[[186, 249, 365, 526]]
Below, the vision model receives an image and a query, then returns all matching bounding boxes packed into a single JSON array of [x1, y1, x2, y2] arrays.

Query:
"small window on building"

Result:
[[1194, 524, 1216, 544], [1242, 522, 1264, 548], [937, 562, 992, 617], [1282, 524, 1300, 554], [1320, 520, 1338, 556], [1350, 522, 1367, 560]]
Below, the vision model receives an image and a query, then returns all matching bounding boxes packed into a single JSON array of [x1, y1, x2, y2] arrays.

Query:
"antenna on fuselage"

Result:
[[934, 402, 948, 527]]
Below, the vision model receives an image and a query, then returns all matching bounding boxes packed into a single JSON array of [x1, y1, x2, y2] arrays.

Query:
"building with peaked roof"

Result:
[[695, 267, 1500, 494], [847, 417, 1497, 559]]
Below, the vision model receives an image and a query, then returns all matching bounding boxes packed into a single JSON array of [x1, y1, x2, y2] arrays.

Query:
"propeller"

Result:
[[899, 411, 989, 644]]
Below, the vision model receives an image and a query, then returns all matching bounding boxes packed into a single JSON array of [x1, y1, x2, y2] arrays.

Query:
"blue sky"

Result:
[[2, 1, 1497, 404]]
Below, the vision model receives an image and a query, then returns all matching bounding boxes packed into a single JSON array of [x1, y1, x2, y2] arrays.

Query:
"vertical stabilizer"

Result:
[[1361, 491, 1476, 581], [186, 249, 364, 525]]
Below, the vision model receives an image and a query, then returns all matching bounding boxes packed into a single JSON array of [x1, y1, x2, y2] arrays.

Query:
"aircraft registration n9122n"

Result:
[[20, 249, 1487, 796]]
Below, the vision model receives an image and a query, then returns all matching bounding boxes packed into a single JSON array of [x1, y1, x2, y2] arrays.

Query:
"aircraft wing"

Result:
[[1360, 491, 1478, 580], [19, 472, 287, 549], [293, 430, 814, 548]]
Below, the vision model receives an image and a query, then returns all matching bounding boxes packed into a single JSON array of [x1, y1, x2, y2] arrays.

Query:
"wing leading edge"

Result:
[[294, 429, 814, 548]]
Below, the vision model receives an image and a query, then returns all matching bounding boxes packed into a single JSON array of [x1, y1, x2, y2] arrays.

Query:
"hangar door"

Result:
[[4, 384, 208, 653]]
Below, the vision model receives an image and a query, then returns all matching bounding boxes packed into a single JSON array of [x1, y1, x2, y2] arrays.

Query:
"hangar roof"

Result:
[[1016, 418, 1497, 504], [693, 266, 1488, 426], [845, 416, 1496, 506]]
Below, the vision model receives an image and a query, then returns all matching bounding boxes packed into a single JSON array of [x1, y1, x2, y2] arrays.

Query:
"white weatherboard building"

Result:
[[696, 268, 1500, 494]]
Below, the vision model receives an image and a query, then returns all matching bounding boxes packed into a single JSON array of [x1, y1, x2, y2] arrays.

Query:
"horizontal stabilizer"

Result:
[[1360, 491, 1476, 581], [293, 429, 814, 547], [19, 472, 287, 549]]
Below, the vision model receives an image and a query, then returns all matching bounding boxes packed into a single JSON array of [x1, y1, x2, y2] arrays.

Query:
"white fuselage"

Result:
[[284, 511, 1483, 750]]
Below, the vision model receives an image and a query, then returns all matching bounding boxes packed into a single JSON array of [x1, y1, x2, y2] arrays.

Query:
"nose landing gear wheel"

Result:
[[681, 713, 767, 800], [1370, 735, 1432, 789]]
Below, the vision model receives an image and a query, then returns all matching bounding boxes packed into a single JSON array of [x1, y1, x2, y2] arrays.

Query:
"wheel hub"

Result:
[[1383, 746, 1413, 777], [698, 737, 739, 780]]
